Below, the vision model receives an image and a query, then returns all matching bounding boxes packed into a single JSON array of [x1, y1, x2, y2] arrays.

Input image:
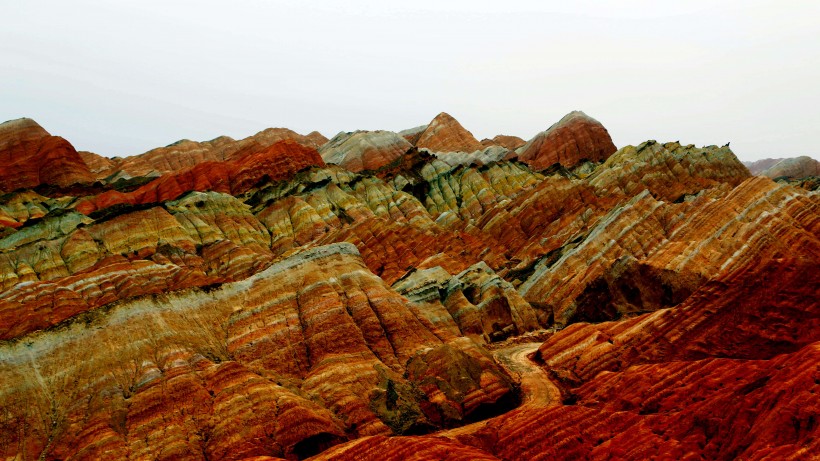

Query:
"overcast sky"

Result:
[[2, 1, 818, 161]]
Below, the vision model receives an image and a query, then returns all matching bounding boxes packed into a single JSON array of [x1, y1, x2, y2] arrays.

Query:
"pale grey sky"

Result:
[[2, 1, 818, 161]]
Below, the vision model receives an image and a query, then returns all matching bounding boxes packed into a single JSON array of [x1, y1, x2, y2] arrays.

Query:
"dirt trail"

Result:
[[438, 342, 560, 438]]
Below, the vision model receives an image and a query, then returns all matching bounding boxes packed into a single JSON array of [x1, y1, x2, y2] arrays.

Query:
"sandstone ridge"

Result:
[[0, 118, 95, 192], [0, 111, 817, 460]]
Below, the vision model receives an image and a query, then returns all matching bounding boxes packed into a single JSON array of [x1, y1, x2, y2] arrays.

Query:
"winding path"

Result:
[[438, 342, 560, 438]]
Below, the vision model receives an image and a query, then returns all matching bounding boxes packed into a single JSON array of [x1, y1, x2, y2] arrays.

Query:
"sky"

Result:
[[1, 1, 819, 161]]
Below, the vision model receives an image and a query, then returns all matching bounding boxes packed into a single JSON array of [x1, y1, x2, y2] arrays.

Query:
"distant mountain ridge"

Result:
[[744, 155, 820, 178]]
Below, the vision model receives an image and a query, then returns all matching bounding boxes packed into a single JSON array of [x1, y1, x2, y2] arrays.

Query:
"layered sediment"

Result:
[[1, 113, 817, 460], [0, 118, 95, 192]]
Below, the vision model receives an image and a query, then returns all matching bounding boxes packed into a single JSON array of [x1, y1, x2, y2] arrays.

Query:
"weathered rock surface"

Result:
[[432, 146, 514, 167], [398, 125, 427, 145], [516, 111, 617, 170], [81, 128, 326, 181], [76, 140, 324, 214], [78, 150, 118, 177], [0, 118, 95, 192], [520, 173, 811, 327], [0, 244, 516, 460], [1, 111, 818, 460], [312, 435, 501, 460], [415, 113, 484, 153], [393, 262, 542, 343], [320, 131, 412, 172], [0, 190, 72, 229], [313, 253, 820, 460], [587, 140, 750, 201], [438, 342, 820, 460], [536, 224, 820, 382]]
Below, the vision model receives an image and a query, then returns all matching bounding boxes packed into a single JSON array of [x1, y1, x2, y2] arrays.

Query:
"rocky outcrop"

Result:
[[0, 244, 516, 460], [314, 328, 820, 461], [0, 118, 95, 192], [393, 262, 542, 342], [431, 146, 514, 167], [744, 156, 820, 179], [0, 205, 217, 338], [0, 189, 282, 339], [320, 131, 412, 172], [535, 218, 820, 381], [516, 111, 617, 170], [1, 108, 818, 460], [519, 173, 806, 327], [82, 128, 327, 180], [310, 244, 820, 460], [587, 140, 750, 201], [452, 229, 820, 460], [0, 190, 72, 229], [415, 113, 484, 153], [76, 140, 324, 214]]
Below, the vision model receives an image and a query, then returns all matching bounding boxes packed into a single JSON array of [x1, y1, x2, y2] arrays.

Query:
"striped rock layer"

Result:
[[0, 118, 94, 193], [0, 244, 516, 460], [319, 131, 412, 172], [0, 114, 817, 460], [515, 111, 617, 170], [80, 128, 328, 180]]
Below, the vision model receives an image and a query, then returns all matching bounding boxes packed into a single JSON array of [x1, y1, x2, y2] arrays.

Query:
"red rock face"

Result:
[[0, 244, 517, 460], [0, 118, 95, 192], [536, 246, 820, 384], [435, 343, 820, 460], [78, 150, 117, 177], [415, 112, 484, 153], [311, 199, 820, 460], [311, 435, 501, 461], [0, 112, 817, 460], [516, 111, 617, 170], [85, 128, 327, 180], [76, 140, 324, 214]]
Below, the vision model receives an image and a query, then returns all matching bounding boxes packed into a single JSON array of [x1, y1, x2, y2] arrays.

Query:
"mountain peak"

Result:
[[516, 110, 617, 170], [415, 112, 483, 153], [0, 117, 51, 146], [0, 117, 93, 192]]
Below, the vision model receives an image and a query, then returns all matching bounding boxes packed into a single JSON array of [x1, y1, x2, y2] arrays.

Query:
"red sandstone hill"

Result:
[[81, 128, 328, 180], [0, 118, 95, 192], [415, 112, 484, 153], [516, 111, 618, 170], [0, 112, 818, 460], [75, 140, 324, 214]]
